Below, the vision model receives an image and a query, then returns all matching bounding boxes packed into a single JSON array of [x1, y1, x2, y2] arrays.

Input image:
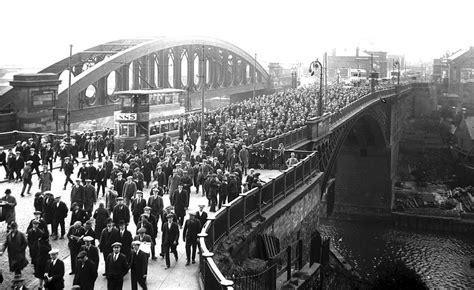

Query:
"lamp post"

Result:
[[309, 59, 323, 117], [200, 45, 206, 150], [67, 44, 72, 139]]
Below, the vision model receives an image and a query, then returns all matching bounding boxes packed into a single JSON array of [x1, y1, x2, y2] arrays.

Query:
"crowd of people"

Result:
[[0, 81, 391, 289]]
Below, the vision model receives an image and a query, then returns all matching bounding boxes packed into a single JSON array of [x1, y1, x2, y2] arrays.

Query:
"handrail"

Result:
[[198, 84, 416, 289]]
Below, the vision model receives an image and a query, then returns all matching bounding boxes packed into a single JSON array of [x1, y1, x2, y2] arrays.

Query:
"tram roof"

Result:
[[113, 88, 185, 96]]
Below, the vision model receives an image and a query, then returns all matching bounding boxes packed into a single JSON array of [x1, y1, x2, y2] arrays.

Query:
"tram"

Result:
[[113, 88, 186, 150]]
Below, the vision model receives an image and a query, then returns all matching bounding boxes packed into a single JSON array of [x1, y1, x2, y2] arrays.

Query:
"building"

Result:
[[327, 48, 388, 82], [453, 116, 474, 164]]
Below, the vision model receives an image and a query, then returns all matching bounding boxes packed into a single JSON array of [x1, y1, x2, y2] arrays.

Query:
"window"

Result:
[[116, 123, 136, 137]]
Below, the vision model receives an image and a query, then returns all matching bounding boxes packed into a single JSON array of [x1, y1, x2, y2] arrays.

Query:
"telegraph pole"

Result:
[[67, 44, 72, 139], [253, 53, 257, 99], [200, 45, 205, 150]]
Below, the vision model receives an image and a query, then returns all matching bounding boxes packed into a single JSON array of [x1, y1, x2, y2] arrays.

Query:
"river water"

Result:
[[319, 219, 474, 288]]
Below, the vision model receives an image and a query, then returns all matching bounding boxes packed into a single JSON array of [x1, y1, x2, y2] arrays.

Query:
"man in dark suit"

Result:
[[73, 250, 98, 289], [80, 236, 100, 270], [161, 213, 179, 269], [67, 221, 86, 275], [130, 240, 148, 290], [131, 190, 147, 226], [173, 184, 189, 228], [44, 248, 65, 290], [70, 178, 85, 209], [147, 188, 164, 225], [52, 196, 69, 240], [113, 197, 130, 225], [117, 220, 133, 261], [183, 211, 202, 265], [99, 218, 120, 274], [96, 163, 107, 197], [133, 227, 153, 259], [105, 242, 129, 290], [195, 204, 208, 230]]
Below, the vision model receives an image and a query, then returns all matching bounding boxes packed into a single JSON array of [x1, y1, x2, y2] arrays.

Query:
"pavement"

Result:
[[0, 153, 281, 289]]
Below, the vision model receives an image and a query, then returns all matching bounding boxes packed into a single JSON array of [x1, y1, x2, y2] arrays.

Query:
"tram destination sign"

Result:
[[115, 112, 137, 121]]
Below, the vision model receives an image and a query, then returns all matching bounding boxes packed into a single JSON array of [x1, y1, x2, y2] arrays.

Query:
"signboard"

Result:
[[114, 112, 137, 121]]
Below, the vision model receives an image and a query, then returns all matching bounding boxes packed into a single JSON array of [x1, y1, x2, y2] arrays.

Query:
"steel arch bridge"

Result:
[[40, 36, 270, 110]]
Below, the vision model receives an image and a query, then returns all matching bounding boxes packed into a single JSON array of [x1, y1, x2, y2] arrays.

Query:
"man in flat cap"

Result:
[[73, 250, 98, 289], [27, 147, 41, 177], [183, 211, 201, 265], [161, 213, 179, 269], [131, 190, 146, 226], [80, 236, 100, 270], [83, 178, 97, 216], [113, 197, 130, 225], [67, 221, 86, 275], [52, 195, 68, 240], [70, 178, 85, 209], [123, 175, 137, 206], [117, 220, 133, 261], [39, 164, 53, 193], [99, 218, 120, 274], [130, 240, 148, 290], [20, 160, 33, 197], [133, 227, 153, 259], [105, 242, 129, 290], [44, 249, 65, 289]]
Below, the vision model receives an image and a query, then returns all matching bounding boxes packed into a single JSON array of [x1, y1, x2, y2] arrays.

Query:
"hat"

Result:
[[26, 160, 33, 164], [111, 242, 122, 248], [54, 196, 61, 199], [83, 236, 94, 242], [32, 219, 40, 225], [126, 176, 133, 179], [73, 221, 82, 227], [117, 172, 123, 175], [77, 251, 87, 258], [5, 189, 11, 194], [132, 240, 142, 246], [75, 178, 81, 181], [198, 204, 206, 208], [49, 248, 59, 255], [136, 190, 143, 195], [137, 227, 147, 234], [117, 197, 124, 201], [189, 211, 196, 216], [64, 156, 70, 160], [118, 220, 126, 225], [106, 218, 113, 224], [165, 206, 174, 211], [85, 220, 93, 225], [140, 213, 148, 218], [144, 206, 151, 211], [34, 211, 42, 215], [166, 213, 174, 218], [85, 179, 92, 182]]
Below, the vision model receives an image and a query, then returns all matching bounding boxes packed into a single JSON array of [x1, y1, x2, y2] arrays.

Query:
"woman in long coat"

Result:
[[0, 222, 28, 275]]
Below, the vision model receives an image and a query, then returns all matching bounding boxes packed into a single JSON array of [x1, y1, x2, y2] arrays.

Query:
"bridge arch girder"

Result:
[[45, 37, 269, 109]]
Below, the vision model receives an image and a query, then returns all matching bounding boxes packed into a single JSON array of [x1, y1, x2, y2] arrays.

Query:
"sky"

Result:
[[0, 0, 472, 70]]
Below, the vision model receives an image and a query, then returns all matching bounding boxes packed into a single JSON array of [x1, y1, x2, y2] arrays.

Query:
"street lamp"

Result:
[[200, 45, 206, 150], [66, 44, 73, 139], [393, 59, 401, 86], [309, 59, 323, 117]]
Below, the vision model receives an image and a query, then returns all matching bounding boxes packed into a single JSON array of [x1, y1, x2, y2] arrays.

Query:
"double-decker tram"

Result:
[[113, 88, 186, 149]]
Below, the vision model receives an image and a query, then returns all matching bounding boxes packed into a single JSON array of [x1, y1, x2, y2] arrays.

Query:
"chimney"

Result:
[[332, 48, 336, 57], [356, 47, 359, 57]]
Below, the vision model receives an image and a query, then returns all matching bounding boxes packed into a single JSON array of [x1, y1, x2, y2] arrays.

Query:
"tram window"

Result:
[[150, 94, 158, 106], [171, 121, 179, 130], [158, 94, 165, 105], [150, 125, 160, 135], [138, 122, 148, 137], [139, 95, 148, 106], [118, 123, 136, 137], [161, 123, 170, 132], [165, 94, 173, 104]]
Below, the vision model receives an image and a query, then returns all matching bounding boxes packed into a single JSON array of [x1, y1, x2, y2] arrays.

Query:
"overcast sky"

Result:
[[1, 0, 472, 69]]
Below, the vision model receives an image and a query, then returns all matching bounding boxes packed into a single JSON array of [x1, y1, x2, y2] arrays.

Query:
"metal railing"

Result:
[[196, 84, 416, 289], [232, 264, 277, 290]]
